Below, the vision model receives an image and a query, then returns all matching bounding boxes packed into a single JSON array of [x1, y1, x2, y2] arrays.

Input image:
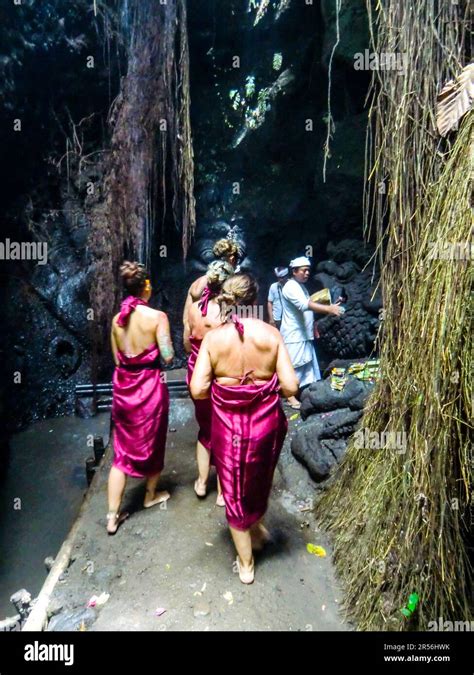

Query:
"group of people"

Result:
[[106, 240, 343, 584]]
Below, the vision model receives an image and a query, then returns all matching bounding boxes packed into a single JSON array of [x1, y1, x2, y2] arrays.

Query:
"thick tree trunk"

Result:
[[87, 0, 195, 371]]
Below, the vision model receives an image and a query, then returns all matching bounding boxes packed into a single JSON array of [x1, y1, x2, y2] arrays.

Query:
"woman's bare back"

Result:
[[207, 318, 281, 384], [188, 299, 222, 340], [112, 305, 162, 356]]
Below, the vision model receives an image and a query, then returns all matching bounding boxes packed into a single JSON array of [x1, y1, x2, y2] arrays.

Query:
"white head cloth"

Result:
[[289, 256, 311, 268]]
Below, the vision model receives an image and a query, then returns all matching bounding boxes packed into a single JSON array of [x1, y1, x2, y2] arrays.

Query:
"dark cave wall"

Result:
[[185, 0, 371, 267], [162, 0, 376, 364], [0, 0, 124, 429], [0, 0, 376, 431]]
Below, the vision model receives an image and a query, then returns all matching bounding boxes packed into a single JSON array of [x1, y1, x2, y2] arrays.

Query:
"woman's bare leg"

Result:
[[215, 475, 225, 506], [230, 526, 254, 583], [286, 395, 301, 409], [144, 472, 170, 508], [107, 466, 128, 534], [249, 519, 271, 550], [108, 466, 127, 512], [194, 440, 210, 496]]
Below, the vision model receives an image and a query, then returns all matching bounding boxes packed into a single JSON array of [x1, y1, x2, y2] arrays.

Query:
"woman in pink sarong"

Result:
[[190, 274, 298, 583], [107, 261, 175, 534], [183, 260, 234, 504]]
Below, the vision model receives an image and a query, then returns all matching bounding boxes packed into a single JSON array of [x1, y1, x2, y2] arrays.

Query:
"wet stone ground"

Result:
[[46, 400, 351, 632], [0, 414, 110, 618]]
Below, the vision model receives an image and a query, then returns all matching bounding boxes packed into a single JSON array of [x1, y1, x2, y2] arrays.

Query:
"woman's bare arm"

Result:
[[110, 323, 120, 366], [276, 337, 299, 398], [182, 275, 208, 326], [156, 312, 174, 365], [182, 288, 194, 327], [183, 315, 192, 354], [183, 304, 197, 354], [190, 333, 213, 399]]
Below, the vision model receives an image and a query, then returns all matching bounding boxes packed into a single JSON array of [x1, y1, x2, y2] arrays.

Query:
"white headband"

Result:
[[289, 256, 311, 268]]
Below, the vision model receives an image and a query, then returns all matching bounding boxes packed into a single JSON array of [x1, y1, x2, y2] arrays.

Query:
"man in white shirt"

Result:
[[267, 266, 289, 329], [281, 256, 343, 409]]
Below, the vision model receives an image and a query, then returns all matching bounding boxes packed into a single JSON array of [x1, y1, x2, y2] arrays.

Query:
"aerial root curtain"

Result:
[[316, 0, 472, 631], [87, 0, 195, 364]]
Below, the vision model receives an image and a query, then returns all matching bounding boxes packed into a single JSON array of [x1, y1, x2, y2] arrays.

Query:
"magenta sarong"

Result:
[[187, 336, 212, 452], [112, 344, 169, 477], [211, 372, 288, 530], [111, 294, 169, 478]]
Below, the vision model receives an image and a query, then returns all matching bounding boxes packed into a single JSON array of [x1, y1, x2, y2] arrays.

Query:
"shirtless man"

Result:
[[182, 238, 240, 326], [190, 273, 298, 583]]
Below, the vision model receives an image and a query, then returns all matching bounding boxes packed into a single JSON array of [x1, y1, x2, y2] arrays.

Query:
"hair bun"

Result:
[[120, 260, 149, 295], [218, 290, 236, 305], [217, 273, 258, 318], [120, 261, 142, 279], [206, 260, 234, 289]]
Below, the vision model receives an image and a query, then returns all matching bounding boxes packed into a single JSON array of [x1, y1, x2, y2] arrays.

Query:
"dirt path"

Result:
[[47, 400, 351, 632]]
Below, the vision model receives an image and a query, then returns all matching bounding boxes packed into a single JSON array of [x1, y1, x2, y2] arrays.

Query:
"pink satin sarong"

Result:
[[187, 336, 212, 452], [112, 344, 169, 477], [211, 372, 288, 530], [111, 295, 169, 478]]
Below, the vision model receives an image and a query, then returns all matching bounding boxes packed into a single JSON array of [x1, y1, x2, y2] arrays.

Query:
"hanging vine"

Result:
[[87, 0, 196, 373], [322, 0, 341, 182], [317, 0, 472, 631]]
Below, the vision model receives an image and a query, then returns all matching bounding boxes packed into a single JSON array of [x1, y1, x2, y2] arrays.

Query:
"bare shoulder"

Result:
[[250, 318, 281, 341], [156, 309, 170, 324], [204, 322, 230, 345], [189, 301, 200, 319], [111, 313, 120, 330], [187, 302, 199, 327], [190, 274, 207, 299], [206, 299, 222, 325], [136, 304, 159, 319]]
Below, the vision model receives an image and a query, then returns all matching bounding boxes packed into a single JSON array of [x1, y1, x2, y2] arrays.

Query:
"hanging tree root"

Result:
[[87, 0, 196, 371], [316, 0, 473, 631]]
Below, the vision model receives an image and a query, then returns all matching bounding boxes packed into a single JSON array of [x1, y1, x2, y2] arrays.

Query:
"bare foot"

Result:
[[106, 511, 129, 535], [194, 479, 207, 498], [144, 490, 170, 509], [215, 493, 225, 507]]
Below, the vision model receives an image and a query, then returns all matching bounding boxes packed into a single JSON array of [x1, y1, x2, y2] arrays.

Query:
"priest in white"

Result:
[[280, 256, 344, 408]]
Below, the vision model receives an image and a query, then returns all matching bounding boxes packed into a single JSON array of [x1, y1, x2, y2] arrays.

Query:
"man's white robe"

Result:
[[280, 278, 321, 387]]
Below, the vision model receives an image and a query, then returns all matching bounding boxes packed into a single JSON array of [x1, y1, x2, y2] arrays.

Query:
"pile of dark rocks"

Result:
[[291, 359, 376, 482]]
